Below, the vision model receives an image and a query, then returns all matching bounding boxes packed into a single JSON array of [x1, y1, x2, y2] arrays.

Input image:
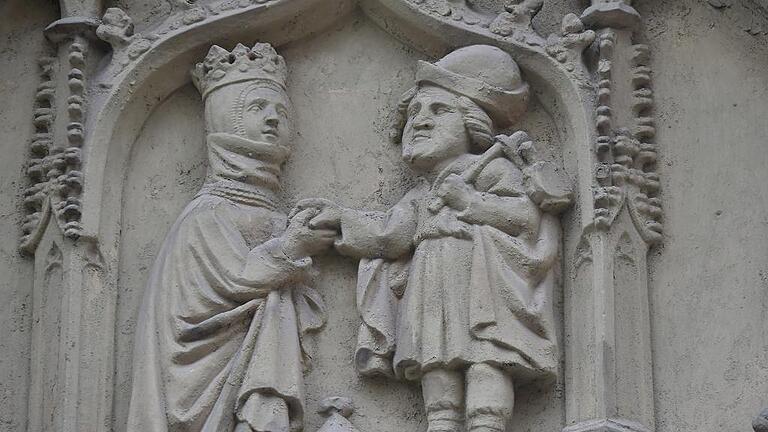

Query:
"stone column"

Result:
[[563, 2, 660, 432], [23, 1, 114, 432]]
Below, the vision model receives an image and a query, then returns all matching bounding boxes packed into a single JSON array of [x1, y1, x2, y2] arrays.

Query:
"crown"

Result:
[[192, 42, 287, 99]]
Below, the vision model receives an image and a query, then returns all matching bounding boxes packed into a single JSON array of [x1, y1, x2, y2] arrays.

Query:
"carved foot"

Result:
[[466, 413, 505, 432], [426, 407, 462, 432]]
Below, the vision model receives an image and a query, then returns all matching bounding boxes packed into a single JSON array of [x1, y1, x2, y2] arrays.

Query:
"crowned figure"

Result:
[[296, 45, 572, 432], [127, 43, 335, 432]]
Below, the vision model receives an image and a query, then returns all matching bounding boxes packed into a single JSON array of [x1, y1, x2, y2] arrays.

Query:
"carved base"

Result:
[[563, 418, 652, 432], [580, 3, 641, 29]]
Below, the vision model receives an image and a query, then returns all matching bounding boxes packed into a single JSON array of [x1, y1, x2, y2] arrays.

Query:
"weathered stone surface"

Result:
[[0, 1, 767, 432]]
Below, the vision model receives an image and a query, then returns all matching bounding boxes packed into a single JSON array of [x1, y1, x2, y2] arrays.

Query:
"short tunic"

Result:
[[338, 155, 560, 382]]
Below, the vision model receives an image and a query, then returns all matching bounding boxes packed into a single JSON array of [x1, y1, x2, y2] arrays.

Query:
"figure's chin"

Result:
[[404, 153, 437, 172], [261, 134, 279, 143]]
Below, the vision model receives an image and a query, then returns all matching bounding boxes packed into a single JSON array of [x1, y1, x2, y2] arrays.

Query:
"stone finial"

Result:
[[580, 0, 641, 29], [319, 397, 354, 418], [96, 7, 135, 47], [317, 397, 359, 432]]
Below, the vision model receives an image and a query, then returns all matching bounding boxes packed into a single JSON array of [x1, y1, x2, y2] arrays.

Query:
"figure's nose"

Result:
[[412, 113, 433, 130], [264, 105, 279, 128]]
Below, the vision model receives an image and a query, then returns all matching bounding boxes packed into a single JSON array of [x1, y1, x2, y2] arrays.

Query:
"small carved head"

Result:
[[96, 8, 135, 47]]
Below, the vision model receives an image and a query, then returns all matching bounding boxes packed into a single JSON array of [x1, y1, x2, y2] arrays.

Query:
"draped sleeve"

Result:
[[188, 202, 312, 304], [334, 189, 420, 260]]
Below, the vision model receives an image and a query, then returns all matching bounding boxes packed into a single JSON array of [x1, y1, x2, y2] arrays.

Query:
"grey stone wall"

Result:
[[637, 1, 768, 430]]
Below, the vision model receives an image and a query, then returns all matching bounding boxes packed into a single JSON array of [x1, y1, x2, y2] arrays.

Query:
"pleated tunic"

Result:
[[340, 155, 560, 381]]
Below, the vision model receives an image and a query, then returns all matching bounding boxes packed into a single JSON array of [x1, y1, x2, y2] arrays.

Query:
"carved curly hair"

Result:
[[389, 86, 495, 153]]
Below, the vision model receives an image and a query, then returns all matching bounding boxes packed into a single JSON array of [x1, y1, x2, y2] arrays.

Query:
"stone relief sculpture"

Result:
[[295, 45, 572, 432], [14, 1, 671, 430], [127, 42, 335, 432]]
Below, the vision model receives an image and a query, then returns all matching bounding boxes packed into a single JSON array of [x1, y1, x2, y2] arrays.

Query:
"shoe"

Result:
[[426, 408, 462, 432], [427, 418, 461, 432], [466, 413, 504, 432]]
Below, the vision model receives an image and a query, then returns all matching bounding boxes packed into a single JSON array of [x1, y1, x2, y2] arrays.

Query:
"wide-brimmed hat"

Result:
[[416, 45, 529, 128]]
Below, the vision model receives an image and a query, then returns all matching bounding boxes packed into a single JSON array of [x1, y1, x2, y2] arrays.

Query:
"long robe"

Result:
[[337, 155, 559, 382], [127, 137, 324, 432]]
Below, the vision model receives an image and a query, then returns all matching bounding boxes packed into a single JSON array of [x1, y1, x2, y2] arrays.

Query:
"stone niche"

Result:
[[116, 11, 569, 431]]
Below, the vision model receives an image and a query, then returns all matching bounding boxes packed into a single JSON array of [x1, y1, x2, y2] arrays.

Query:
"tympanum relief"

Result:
[[127, 42, 572, 432]]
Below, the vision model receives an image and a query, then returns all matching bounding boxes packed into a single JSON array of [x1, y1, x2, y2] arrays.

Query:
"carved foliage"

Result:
[[59, 39, 87, 238], [592, 30, 623, 229], [486, 2, 596, 78], [97, 1, 281, 78], [591, 34, 662, 245], [96, 8, 152, 74], [20, 55, 56, 254], [625, 44, 662, 243], [545, 14, 596, 72], [490, 0, 543, 36], [21, 37, 90, 254], [407, 0, 491, 25]]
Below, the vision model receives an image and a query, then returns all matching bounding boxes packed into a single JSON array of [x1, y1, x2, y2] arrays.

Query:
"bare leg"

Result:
[[465, 363, 514, 432], [422, 368, 464, 432]]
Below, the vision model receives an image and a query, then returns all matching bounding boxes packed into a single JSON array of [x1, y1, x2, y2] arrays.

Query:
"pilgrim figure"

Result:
[[295, 45, 571, 432]]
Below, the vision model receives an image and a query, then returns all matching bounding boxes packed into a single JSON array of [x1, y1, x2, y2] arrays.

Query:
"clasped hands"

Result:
[[281, 175, 479, 260], [280, 199, 343, 260]]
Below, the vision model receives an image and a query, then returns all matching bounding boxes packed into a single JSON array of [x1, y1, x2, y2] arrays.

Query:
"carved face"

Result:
[[240, 86, 291, 146], [401, 85, 470, 172]]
